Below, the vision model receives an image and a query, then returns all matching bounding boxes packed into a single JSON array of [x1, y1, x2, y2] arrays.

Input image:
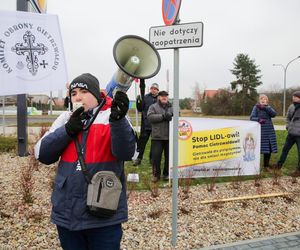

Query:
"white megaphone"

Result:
[[105, 35, 161, 97]]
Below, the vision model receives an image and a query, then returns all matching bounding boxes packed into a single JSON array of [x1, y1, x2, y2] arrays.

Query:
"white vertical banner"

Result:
[[0, 10, 68, 96]]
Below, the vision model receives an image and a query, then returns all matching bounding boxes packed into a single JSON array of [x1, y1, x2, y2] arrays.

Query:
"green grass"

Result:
[[125, 130, 298, 189], [0, 136, 17, 152], [274, 130, 297, 175], [27, 122, 52, 127], [128, 113, 286, 126]]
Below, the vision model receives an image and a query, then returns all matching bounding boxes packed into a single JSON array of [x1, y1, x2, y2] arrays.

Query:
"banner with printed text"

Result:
[[0, 10, 67, 96], [170, 118, 261, 178]]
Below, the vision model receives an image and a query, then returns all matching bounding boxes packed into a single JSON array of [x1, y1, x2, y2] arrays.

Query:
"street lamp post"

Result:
[[273, 55, 300, 117]]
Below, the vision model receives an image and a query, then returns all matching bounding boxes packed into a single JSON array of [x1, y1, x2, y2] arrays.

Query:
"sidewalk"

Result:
[[201, 231, 300, 250], [0, 126, 41, 136]]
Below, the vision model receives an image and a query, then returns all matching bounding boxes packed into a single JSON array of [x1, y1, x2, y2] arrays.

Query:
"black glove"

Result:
[[258, 118, 266, 124], [163, 112, 173, 121], [109, 91, 129, 122], [256, 104, 266, 110], [65, 106, 84, 137]]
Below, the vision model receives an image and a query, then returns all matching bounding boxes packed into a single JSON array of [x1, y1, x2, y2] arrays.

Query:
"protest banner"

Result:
[[169, 118, 261, 178]]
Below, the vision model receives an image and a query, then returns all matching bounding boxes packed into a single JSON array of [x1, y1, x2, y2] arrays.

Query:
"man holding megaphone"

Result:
[[35, 34, 161, 249], [35, 73, 136, 249]]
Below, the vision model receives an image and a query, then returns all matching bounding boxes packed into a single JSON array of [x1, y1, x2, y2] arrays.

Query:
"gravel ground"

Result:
[[0, 152, 300, 249]]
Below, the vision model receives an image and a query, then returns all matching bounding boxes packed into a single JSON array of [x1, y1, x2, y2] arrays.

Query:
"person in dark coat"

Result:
[[250, 94, 277, 170], [133, 83, 159, 166], [275, 91, 300, 177], [147, 90, 173, 182], [35, 73, 135, 249]]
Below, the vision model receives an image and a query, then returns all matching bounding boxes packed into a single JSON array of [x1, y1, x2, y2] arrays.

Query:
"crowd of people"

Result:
[[34, 75, 299, 249], [134, 83, 173, 182], [34, 76, 173, 249], [134, 85, 300, 180], [250, 91, 300, 177]]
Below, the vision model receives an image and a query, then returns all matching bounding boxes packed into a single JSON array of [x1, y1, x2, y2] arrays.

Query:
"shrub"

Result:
[[0, 136, 17, 153]]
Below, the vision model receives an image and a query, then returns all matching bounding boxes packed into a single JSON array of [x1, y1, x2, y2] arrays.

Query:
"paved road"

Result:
[[0, 116, 56, 125], [0, 115, 138, 126], [0, 118, 287, 136], [201, 231, 300, 250]]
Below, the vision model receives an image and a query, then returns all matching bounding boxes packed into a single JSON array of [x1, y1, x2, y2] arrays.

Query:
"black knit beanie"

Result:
[[293, 91, 300, 99], [69, 73, 101, 103]]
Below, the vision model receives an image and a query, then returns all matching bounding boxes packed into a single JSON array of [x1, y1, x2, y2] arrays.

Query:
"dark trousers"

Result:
[[263, 153, 271, 167], [137, 128, 151, 160], [151, 139, 169, 178], [278, 134, 300, 169], [57, 224, 122, 250]]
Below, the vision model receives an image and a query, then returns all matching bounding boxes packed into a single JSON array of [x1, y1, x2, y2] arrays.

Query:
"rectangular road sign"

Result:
[[149, 22, 203, 50]]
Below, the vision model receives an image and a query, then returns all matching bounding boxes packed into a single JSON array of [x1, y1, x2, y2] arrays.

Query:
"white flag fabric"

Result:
[[0, 10, 68, 96]]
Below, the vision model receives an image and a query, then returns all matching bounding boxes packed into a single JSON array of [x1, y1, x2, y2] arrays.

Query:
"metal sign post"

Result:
[[150, 1, 203, 246], [171, 45, 179, 247]]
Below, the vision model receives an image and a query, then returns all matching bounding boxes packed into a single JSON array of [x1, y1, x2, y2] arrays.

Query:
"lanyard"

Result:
[[73, 96, 108, 184], [74, 131, 92, 184]]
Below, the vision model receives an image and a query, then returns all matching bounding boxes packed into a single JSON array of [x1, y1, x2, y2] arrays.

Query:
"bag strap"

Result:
[[74, 137, 92, 184], [73, 95, 110, 184]]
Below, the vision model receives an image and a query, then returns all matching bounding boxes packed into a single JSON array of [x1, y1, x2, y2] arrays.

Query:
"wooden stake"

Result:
[[200, 192, 292, 204]]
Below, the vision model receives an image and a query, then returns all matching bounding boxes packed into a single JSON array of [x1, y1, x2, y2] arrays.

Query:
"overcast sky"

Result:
[[1, 0, 300, 99]]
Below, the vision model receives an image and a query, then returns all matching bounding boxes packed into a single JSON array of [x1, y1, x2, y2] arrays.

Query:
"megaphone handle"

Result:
[[140, 79, 145, 99]]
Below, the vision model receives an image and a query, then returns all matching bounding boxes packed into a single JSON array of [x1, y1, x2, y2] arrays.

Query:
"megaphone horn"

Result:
[[106, 35, 161, 97]]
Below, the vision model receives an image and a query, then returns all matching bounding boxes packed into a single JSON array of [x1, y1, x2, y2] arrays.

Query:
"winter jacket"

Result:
[[136, 93, 158, 131], [34, 96, 136, 231], [250, 104, 277, 154], [147, 101, 173, 140], [286, 103, 300, 136]]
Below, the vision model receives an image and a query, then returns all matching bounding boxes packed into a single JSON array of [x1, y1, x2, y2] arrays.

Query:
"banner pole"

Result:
[[49, 91, 53, 115], [16, 0, 29, 156], [135, 81, 139, 131], [2, 96, 5, 135]]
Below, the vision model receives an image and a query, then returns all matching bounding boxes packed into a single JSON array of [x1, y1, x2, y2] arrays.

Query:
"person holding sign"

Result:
[[35, 73, 135, 250], [250, 94, 277, 170], [147, 90, 173, 182]]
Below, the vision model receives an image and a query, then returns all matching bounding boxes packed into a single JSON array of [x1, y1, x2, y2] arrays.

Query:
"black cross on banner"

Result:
[[40, 60, 48, 68], [12, 30, 48, 76]]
